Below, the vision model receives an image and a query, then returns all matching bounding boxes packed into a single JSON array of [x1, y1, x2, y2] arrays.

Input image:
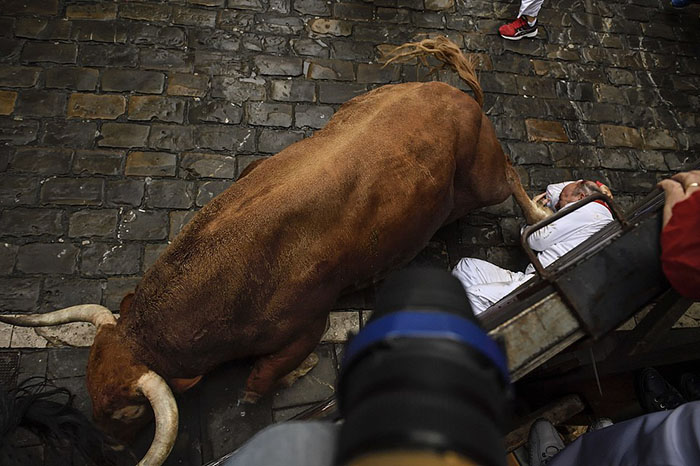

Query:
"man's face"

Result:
[[556, 182, 584, 210]]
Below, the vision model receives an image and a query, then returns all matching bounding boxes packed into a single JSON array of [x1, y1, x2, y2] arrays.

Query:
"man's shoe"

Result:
[[528, 419, 564, 466], [636, 367, 686, 412], [587, 417, 613, 432], [679, 373, 700, 401], [499, 17, 538, 40]]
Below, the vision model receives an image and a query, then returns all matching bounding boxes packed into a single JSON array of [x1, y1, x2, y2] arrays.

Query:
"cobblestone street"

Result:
[[0, 0, 699, 464]]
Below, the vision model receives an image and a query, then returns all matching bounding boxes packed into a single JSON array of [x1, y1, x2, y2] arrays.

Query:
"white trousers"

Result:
[[452, 258, 534, 315], [519, 0, 545, 17]]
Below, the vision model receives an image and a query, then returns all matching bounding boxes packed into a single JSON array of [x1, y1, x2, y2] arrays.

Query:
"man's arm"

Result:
[[525, 205, 602, 252]]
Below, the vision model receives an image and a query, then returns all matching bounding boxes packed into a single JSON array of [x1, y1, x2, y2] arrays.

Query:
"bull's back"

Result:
[[126, 82, 484, 376]]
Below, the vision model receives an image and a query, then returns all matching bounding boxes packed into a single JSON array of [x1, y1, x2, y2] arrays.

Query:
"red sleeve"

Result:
[[661, 191, 700, 299]]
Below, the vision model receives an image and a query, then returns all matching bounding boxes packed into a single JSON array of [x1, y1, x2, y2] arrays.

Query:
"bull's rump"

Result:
[[127, 82, 480, 376]]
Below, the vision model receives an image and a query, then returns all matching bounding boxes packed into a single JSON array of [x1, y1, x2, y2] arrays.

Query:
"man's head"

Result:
[[555, 180, 605, 210]]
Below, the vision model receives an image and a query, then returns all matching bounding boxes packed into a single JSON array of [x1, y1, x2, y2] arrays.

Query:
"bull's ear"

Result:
[[120, 292, 134, 316]]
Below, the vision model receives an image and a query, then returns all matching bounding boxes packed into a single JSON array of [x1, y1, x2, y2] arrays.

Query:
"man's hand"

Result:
[[658, 170, 700, 228]]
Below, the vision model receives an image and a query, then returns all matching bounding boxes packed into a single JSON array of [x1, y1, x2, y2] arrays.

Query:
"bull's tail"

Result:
[[383, 36, 483, 108]]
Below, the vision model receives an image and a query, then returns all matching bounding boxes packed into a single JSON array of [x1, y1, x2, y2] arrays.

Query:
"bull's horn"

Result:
[[0, 304, 117, 328], [136, 371, 179, 466]]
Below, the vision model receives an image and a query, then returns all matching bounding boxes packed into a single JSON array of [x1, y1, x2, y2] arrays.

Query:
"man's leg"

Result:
[[519, 0, 545, 19], [548, 401, 700, 466], [452, 258, 532, 314], [499, 0, 544, 40], [452, 257, 520, 288], [464, 275, 533, 315]]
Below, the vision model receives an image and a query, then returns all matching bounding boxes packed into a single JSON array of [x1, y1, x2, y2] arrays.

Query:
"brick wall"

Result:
[[0, 0, 699, 313]]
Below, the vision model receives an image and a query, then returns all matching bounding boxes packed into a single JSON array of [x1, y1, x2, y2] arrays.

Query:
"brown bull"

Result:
[[1, 37, 524, 465]]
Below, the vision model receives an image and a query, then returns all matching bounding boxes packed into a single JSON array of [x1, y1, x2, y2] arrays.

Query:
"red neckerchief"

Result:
[[594, 181, 612, 212]]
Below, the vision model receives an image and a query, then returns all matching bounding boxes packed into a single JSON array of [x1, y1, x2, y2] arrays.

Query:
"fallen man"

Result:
[[453, 179, 614, 315]]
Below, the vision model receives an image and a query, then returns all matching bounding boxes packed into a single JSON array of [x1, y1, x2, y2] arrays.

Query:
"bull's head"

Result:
[[0, 305, 178, 466]]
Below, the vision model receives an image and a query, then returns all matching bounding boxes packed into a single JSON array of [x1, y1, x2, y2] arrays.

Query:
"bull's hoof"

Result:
[[238, 390, 262, 405], [280, 352, 320, 388]]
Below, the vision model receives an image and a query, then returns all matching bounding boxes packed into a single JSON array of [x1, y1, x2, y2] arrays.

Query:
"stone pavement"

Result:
[[0, 0, 699, 464]]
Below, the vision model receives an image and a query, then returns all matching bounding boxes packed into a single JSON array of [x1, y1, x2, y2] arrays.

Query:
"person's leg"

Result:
[[452, 257, 520, 288], [519, 0, 546, 20], [221, 421, 339, 466], [464, 274, 533, 315], [499, 0, 544, 40], [548, 401, 700, 466]]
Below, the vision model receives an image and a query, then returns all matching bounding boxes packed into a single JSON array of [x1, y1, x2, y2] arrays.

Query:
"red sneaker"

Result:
[[499, 17, 538, 40]]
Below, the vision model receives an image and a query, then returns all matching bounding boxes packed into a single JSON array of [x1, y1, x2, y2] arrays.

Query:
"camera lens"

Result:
[[336, 268, 510, 466]]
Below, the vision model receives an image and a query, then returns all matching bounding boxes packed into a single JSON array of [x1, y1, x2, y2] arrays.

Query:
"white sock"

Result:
[[527, 18, 537, 27]]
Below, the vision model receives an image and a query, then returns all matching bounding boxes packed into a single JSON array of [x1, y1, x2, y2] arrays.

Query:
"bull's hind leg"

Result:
[[240, 316, 328, 404]]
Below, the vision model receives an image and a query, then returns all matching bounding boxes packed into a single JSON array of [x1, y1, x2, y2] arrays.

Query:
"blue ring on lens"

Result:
[[344, 311, 509, 383]]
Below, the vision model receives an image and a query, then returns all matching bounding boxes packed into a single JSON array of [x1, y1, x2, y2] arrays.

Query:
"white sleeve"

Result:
[[526, 205, 598, 252]]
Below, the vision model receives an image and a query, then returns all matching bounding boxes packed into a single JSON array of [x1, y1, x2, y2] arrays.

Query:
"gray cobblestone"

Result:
[[168, 73, 209, 97], [119, 3, 172, 22], [22, 42, 77, 64], [258, 129, 304, 153], [105, 179, 144, 206], [79, 44, 138, 67], [0, 176, 38, 206], [0, 278, 40, 311], [45, 67, 98, 91], [0, 120, 39, 145], [294, 0, 331, 15], [73, 150, 123, 176], [40, 178, 103, 206], [15, 90, 66, 118], [189, 101, 243, 125], [69, 209, 118, 238], [41, 277, 103, 312], [197, 180, 231, 206], [99, 123, 150, 148], [104, 276, 140, 310], [270, 80, 316, 102], [146, 179, 194, 209], [211, 77, 266, 101], [247, 102, 293, 127], [0, 208, 63, 237], [291, 39, 329, 57], [254, 55, 303, 76], [194, 126, 237, 151], [169, 210, 197, 240], [294, 104, 333, 128], [102, 69, 166, 94], [125, 151, 177, 177], [181, 153, 237, 179], [141, 48, 193, 72], [0, 66, 41, 88], [15, 18, 71, 40], [0, 244, 18, 275], [148, 125, 195, 150], [81, 243, 141, 276], [318, 82, 367, 104], [9, 147, 72, 174], [128, 96, 186, 123], [17, 243, 79, 274], [119, 209, 168, 240], [144, 243, 168, 271]]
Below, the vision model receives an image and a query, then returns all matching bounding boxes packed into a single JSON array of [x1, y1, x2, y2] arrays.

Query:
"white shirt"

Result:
[[524, 201, 613, 274]]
